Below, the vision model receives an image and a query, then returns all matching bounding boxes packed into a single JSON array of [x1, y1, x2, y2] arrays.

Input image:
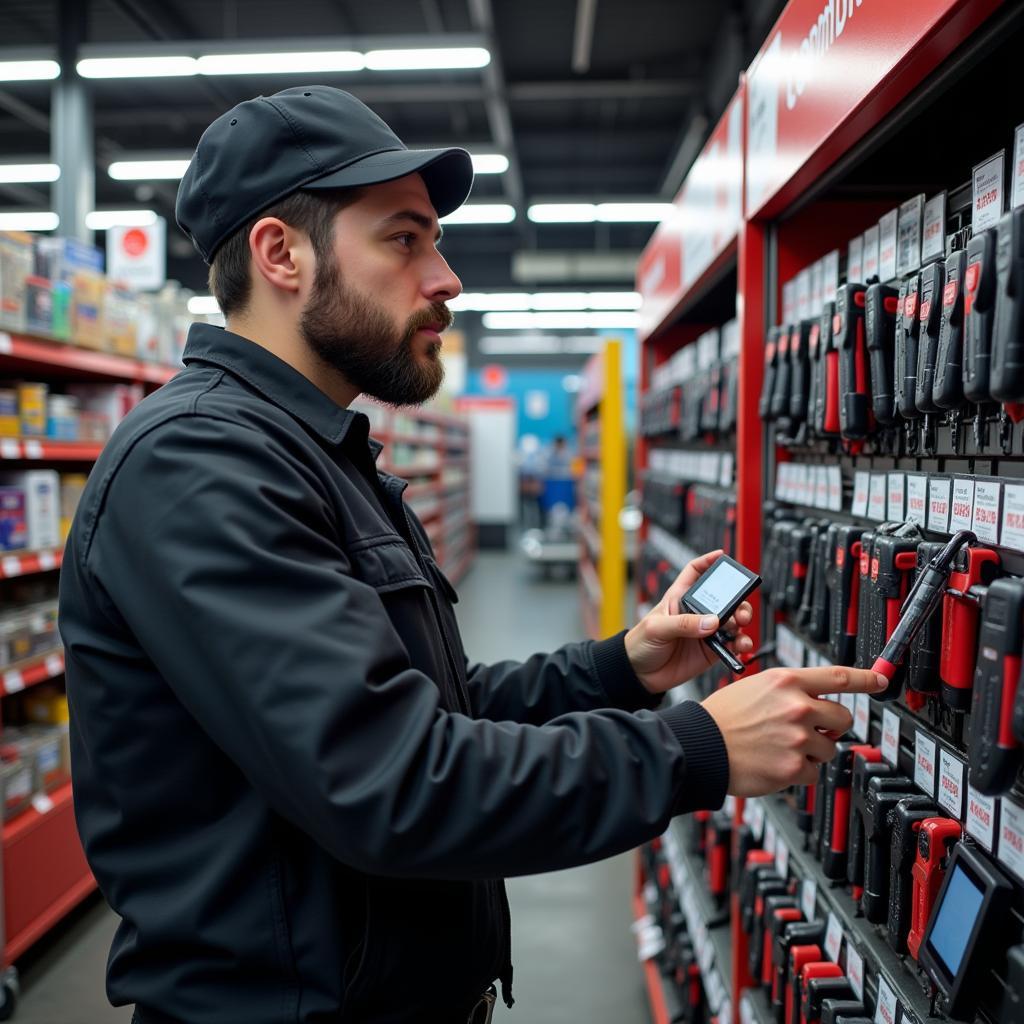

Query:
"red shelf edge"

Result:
[[4, 871, 97, 964]]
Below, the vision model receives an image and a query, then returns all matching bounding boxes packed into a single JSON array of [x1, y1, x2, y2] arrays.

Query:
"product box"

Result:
[[0, 388, 18, 437], [102, 280, 138, 357], [135, 293, 160, 362], [35, 236, 104, 284], [0, 757, 33, 821], [71, 270, 106, 349], [0, 231, 34, 332], [67, 383, 142, 439], [47, 394, 79, 441], [51, 280, 72, 340], [23, 685, 69, 725], [59, 472, 87, 540], [17, 381, 48, 437], [0, 470, 60, 550], [24, 274, 53, 336], [0, 487, 27, 551]]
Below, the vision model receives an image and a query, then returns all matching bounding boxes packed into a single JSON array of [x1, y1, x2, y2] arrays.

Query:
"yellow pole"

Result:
[[598, 339, 625, 637]]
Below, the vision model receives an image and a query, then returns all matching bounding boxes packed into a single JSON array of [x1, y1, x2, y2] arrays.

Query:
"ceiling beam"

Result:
[[508, 79, 700, 102], [0, 91, 49, 134], [572, 0, 598, 75]]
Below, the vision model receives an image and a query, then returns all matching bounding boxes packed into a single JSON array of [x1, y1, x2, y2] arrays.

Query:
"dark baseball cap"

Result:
[[175, 85, 474, 263]]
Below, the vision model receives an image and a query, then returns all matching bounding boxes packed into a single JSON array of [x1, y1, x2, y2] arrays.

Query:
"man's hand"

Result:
[[625, 549, 754, 694], [701, 666, 890, 796]]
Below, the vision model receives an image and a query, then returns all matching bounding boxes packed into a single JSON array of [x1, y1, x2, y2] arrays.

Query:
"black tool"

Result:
[[827, 525, 865, 666], [790, 320, 813, 426], [802, 977, 855, 1024], [991, 208, 1024, 403], [904, 541, 946, 709], [836, 284, 872, 439], [916, 260, 946, 414], [822, 743, 881, 880], [934, 249, 967, 410], [865, 283, 900, 425], [819, 300, 841, 436], [761, 326, 783, 420], [963, 228, 998, 404], [774, 922, 826, 1022], [820, 1002, 865, 1024], [886, 795, 940, 952], [862, 779, 917, 924], [895, 273, 922, 454], [847, 757, 901, 899]]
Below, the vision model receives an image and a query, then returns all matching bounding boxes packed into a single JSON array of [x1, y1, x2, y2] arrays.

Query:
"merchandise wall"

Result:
[[634, 4, 1024, 1024]]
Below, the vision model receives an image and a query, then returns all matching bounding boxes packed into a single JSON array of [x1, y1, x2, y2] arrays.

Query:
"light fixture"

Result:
[[470, 154, 508, 174], [527, 204, 597, 224], [85, 209, 158, 230], [77, 56, 198, 78], [447, 291, 640, 313], [481, 311, 641, 330], [0, 163, 60, 184], [196, 51, 364, 75], [439, 204, 516, 225], [187, 296, 221, 316], [527, 202, 674, 224], [0, 60, 60, 82], [0, 212, 59, 231], [364, 48, 490, 71], [448, 292, 533, 312], [108, 159, 191, 181]]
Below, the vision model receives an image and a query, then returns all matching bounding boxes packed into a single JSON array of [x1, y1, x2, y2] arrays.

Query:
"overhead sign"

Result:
[[106, 217, 166, 290], [746, 0, 1000, 217]]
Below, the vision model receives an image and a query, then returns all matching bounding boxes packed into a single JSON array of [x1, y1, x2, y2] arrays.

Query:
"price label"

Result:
[[783, 281, 796, 324], [863, 225, 880, 282], [998, 798, 1024, 882], [764, 819, 778, 856], [878, 209, 899, 281], [839, 692, 856, 716], [921, 192, 947, 263], [887, 473, 906, 522], [973, 151, 1005, 233], [896, 194, 924, 275], [851, 471, 870, 516], [846, 945, 865, 1000], [848, 235, 864, 283], [38, 550, 57, 571], [1013, 122, 1024, 211], [853, 694, 870, 742], [747, 798, 765, 840], [24, 439, 43, 459], [44, 653, 64, 678], [823, 250, 840, 298], [949, 477, 976, 532], [815, 465, 829, 510], [740, 994, 756, 1024], [1, 556, 19, 577], [1000, 483, 1024, 551], [0, 332, 11, 355], [973, 480, 1002, 545], [777, 839, 790, 880], [906, 475, 928, 525], [938, 749, 966, 818], [720, 452, 734, 488], [967, 785, 998, 852], [3, 669, 24, 694], [881, 709, 900, 767], [874, 977, 899, 1024], [868, 474, 887, 522], [915, 731, 937, 797], [31, 793, 54, 815], [811, 259, 824, 316], [824, 912, 843, 962], [927, 476, 952, 533], [801, 878, 817, 920], [720, 998, 732, 1024], [795, 270, 810, 321], [0, 439, 19, 459], [828, 466, 843, 512], [724, 795, 737, 817]]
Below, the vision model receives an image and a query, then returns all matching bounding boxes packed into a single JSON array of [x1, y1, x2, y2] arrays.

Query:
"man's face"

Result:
[[299, 173, 462, 406]]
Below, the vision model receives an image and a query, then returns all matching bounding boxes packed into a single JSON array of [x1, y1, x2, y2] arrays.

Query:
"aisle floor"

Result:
[[16, 549, 647, 1023]]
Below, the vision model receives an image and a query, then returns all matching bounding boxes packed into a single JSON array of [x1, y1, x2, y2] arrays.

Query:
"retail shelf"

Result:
[[738, 985, 774, 1024], [633, 889, 675, 1024], [0, 330, 178, 385], [404, 481, 441, 501], [0, 438, 105, 462], [666, 819, 732, 962], [0, 547, 62, 580], [0, 649, 65, 697]]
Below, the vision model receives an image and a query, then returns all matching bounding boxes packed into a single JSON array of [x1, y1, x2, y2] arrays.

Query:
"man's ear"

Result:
[[248, 217, 309, 297]]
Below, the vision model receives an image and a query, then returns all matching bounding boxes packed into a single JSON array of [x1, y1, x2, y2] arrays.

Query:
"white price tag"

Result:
[[938, 749, 966, 818], [824, 912, 843, 962], [881, 709, 900, 767], [0, 332, 11, 355], [1000, 484, 1024, 551], [863, 225, 880, 282], [851, 471, 869, 516], [973, 151, 1005, 233], [764, 819, 778, 856], [724, 795, 737, 817], [815, 465, 829, 510], [3, 669, 24, 694], [1, 556, 19, 577], [823, 250, 840, 299], [1013, 123, 1024, 211], [797, 270, 811, 322], [887, 473, 905, 522], [896, 194, 924, 276], [748, 798, 765, 840], [927, 476, 952, 534], [828, 466, 843, 512], [853, 694, 870, 742], [915, 731, 937, 798], [777, 840, 790, 880], [720, 452, 734, 488], [839, 692, 856, 716], [24, 439, 43, 459], [740, 994, 756, 1024], [868, 474, 887, 522], [31, 793, 54, 815], [847, 235, 864, 283], [44, 653, 64, 677], [874, 977, 899, 1024], [949, 477, 976, 533], [783, 281, 796, 324], [967, 785, 997, 852], [811, 260, 824, 316], [38, 550, 57, 571], [878, 209, 899, 281], [965, 480, 998, 545], [906, 475, 928, 525], [921, 192, 947, 263], [801, 878, 817, 920], [0, 438, 19, 459], [846, 945, 865, 1000], [998, 798, 1024, 881], [720, 998, 732, 1024]]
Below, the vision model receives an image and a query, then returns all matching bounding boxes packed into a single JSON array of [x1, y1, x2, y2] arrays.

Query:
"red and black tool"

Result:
[[886, 795, 941, 951], [822, 743, 881, 880], [847, 755, 901, 902], [865, 283, 900, 425], [796, 963, 845, 1024], [836, 284, 872, 440], [774, 922, 825, 1022], [827, 525, 864, 666], [907, 817, 962, 961]]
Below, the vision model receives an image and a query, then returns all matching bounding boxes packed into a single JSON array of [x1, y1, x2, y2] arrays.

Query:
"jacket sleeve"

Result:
[[464, 633, 663, 725], [81, 414, 729, 881]]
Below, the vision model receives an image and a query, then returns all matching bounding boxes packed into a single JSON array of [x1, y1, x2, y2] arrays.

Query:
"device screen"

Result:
[[929, 864, 984, 975], [688, 561, 752, 616]]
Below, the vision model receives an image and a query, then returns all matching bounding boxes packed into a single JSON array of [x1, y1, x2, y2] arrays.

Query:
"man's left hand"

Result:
[[624, 549, 754, 695]]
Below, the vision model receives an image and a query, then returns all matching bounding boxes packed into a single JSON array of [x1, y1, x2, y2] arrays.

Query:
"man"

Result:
[[58, 86, 888, 1024]]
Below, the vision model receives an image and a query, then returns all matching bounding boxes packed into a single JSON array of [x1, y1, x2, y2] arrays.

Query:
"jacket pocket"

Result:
[[348, 534, 430, 593], [423, 555, 460, 604]]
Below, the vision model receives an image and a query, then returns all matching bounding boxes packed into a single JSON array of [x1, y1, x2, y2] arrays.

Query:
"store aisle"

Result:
[[455, 551, 648, 1023]]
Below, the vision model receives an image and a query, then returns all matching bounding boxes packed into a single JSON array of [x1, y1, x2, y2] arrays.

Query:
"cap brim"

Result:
[[303, 147, 474, 218]]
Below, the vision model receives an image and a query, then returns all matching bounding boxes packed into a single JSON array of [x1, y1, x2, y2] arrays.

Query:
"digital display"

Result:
[[929, 865, 984, 975], [688, 561, 752, 616]]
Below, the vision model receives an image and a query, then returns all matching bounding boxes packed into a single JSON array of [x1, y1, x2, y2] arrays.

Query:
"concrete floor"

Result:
[[13, 548, 648, 1023]]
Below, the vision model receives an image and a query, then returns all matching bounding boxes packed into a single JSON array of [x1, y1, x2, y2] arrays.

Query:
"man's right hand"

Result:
[[700, 666, 889, 796]]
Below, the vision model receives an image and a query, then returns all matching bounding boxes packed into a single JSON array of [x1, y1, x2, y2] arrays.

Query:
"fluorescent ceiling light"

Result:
[[108, 159, 191, 181], [196, 51, 364, 75], [0, 212, 59, 231], [439, 204, 515, 225], [449, 292, 532, 312], [0, 60, 60, 82], [0, 163, 60, 183], [448, 291, 640, 313], [528, 204, 596, 223], [529, 291, 590, 310], [588, 291, 642, 309], [86, 209, 158, 230], [364, 47, 490, 70], [188, 296, 222, 316], [596, 202, 674, 222], [77, 56, 198, 78], [481, 311, 641, 330], [470, 154, 508, 174]]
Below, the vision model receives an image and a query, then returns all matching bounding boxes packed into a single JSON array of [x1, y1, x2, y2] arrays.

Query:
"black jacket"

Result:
[[58, 324, 730, 1023]]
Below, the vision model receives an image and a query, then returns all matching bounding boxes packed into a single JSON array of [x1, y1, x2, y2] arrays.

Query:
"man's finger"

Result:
[[671, 549, 725, 593], [807, 698, 854, 735], [791, 666, 889, 697], [803, 730, 839, 765]]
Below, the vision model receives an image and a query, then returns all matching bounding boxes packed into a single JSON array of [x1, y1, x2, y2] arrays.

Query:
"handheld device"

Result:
[[934, 249, 967, 409], [836, 283, 872, 439], [790, 320, 814, 425], [885, 795, 940, 949], [862, 780, 918, 924], [795, 963, 844, 1024], [819, 300, 841, 435], [895, 273, 922, 418], [774, 922, 825, 1017], [918, 842, 1013, 1020], [827, 526, 865, 665], [802, 977, 854, 1024], [847, 757, 901, 899], [679, 553, 761, 673], [963, 228, 998, 404], [753, 895, 800, 983], [786, 946, 824, 1024], [761, 327, 783, 420], [764, 906, 804, 988], [865, 283, 900, 424], [904, 541, 946, 708], [771, 326, 794, 425], [991, 208, 1024, 402], [907, 817, 961, 961], [915, 260, 946, 414], [822, 743, 881, 879]]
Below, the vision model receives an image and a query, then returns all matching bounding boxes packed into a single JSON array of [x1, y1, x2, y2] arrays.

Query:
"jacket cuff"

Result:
[[657, 701, 730, 813], [590, 630, 661, 712]]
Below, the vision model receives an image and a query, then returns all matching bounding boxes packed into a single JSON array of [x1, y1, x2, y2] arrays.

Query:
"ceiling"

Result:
[[0, 0, 785, 295]]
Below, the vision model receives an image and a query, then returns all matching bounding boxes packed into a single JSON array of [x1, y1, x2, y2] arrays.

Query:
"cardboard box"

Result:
[[0, 470, 60, 549], [24, 275, 53, 336], [67, 383, 142, 438], [0, 487, 27, 551], [72, 270, 105, 349], [51, 280, 72, 340], [17, 382, 48, 437], [0, 231, 34, 332], [0, 388, 18, 438], [59, 472, 87, 540], [34, 236, 104, 283], [102, 280, 138, 357]]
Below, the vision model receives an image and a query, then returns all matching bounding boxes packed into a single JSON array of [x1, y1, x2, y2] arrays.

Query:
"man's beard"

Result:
[[299, 257, 451, 406]]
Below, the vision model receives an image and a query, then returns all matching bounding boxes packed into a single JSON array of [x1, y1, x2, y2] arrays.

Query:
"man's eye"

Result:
[[394, 233, 416, 247]]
